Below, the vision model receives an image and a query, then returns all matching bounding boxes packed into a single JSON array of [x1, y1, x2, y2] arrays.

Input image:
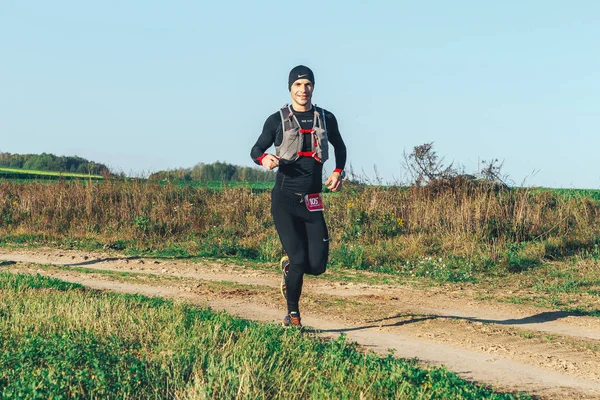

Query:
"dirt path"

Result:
[[2, 248, 600, 399]]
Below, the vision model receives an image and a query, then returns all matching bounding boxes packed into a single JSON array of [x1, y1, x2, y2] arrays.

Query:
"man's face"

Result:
[[290, 79, 313, 106]]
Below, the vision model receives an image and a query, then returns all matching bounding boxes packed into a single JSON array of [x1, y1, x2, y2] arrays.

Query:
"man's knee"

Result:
[[307, 261, 327, 276]]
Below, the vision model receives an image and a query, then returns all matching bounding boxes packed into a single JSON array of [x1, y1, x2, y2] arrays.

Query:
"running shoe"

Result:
[[280, 255, 290, 300], [282, 312, 302, 327]]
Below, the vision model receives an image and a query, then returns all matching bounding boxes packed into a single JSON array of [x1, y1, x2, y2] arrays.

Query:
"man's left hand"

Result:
[[325, 171, 343, 192]]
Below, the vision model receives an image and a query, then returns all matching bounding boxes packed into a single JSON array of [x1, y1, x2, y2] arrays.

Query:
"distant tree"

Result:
[[477, 159, 510, 186], [0, 152, 110, 175], [401, 143, 511, 190], [404, 143, 457, 186], [150, 161, 275, 182], [148, 168, 192, 181]]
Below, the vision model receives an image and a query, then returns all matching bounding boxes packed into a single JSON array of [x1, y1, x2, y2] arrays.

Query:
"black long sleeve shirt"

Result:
[[251, 105, 347, 194]]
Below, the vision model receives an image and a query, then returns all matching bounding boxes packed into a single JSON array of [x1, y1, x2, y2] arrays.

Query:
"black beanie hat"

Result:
[[288, 65, 315, 91]]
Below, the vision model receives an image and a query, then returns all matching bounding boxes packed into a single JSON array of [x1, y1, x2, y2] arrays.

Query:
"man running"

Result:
[[250, 65, 347, 327]]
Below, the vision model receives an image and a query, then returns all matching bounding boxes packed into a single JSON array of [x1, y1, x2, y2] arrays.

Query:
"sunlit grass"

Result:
[[0, 167, 103, 179], [1, 179, 599, 288], [0, 272, 530, 399]]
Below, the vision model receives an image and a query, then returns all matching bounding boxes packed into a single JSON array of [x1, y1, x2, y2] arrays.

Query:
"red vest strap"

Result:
[[297, 151, 322, 162]]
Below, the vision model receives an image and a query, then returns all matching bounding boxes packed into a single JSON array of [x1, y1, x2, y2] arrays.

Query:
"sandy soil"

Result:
[[2, 247, 600, 399]]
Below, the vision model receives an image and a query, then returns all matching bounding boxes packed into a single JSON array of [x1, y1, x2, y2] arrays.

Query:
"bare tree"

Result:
[[477, 158, 510, 188], [403, 142, 457, 185]]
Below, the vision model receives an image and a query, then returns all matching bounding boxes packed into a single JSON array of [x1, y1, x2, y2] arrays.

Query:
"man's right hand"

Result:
[[261, 154, 280, 170]]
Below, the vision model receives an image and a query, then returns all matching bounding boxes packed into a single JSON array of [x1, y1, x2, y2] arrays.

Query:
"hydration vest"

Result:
[[275, 104, 329, 163]]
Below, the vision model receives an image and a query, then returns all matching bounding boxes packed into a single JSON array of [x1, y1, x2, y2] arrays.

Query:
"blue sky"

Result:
[[1, 1, 598, 188]]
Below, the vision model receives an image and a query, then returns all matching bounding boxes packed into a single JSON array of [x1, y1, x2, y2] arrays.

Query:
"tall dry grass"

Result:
[[0, 179, 269, 239], [328, 182, 599, 260], [1, 178, 598, 271]]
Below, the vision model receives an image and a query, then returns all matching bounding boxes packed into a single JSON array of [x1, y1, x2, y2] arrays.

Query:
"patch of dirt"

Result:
[[2, 247, 600, 399]]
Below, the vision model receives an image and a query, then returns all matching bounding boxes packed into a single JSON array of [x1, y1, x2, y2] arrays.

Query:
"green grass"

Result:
[[0, 272, 530, 399], [542, 187, 600, 201], [2, 233, 600, 319], [154, 179, 274, 190], [0, 167, 103, 180]]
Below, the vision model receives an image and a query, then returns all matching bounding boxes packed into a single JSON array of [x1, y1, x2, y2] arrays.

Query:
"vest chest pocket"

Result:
[[278, 129, 301, 161], [315, 128, 329, 162]]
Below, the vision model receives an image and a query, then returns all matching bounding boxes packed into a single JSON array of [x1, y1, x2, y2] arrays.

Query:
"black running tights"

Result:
[[271, 188, 329, 314]]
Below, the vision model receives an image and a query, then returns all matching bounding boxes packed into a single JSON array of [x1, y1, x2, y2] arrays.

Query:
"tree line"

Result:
[[0, 152, 273, 182], [0, 152, 110, 175], [149, 161, 275, 182]]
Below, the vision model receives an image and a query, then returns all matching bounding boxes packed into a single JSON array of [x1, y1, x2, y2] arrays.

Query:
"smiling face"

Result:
[[290, 79, 313, 111]]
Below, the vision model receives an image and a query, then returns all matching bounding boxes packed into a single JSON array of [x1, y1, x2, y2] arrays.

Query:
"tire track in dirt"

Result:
[[2, 248, 600, 399], [6, 266, 600, 400], [3, 249, 599, 340]]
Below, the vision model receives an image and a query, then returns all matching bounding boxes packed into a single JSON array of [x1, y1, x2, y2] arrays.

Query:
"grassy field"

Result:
[[1, 177, 599, 309], [1, 178, 598, 398], [0, 271, 529, 399], [0, 167, 104, 180], [1, 178, 599, 272], [542, 187, 600, 201], [166, 180, 274, 190]]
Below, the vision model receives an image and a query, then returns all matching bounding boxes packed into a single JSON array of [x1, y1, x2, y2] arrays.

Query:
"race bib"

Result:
[[304, 193, 324, 212]]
